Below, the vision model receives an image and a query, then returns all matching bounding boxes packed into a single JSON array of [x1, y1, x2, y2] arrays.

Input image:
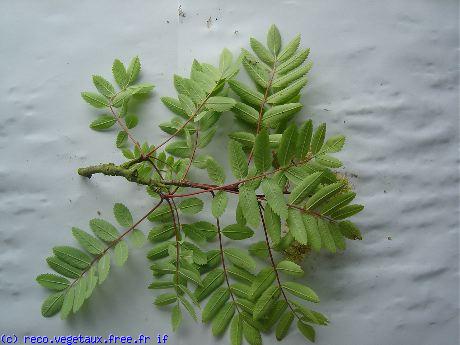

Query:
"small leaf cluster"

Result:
[[37, 203, 145, 318], [36, 25, 365, 345]]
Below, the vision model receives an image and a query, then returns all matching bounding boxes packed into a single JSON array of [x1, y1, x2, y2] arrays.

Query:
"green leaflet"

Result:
[[36, 274, 70, 291], [179, 94, 196, 116], [317, 219, 336, 253], [206, 158, 226, 184], [147, 242, 170, 261], [178, 197, 204, 214], [155, 293, 177, 306], [81, 92, 109, 108], [114, 240, 129, 266], [248, 241, 269, 259], [112, 59, 128, 89], [195, 269, 225, 302], [329, 204, 364, 220], [222, 224, 254, 240], [130, 229, 146, 248], [253, 285, 280, 320], [272, 63, 312, 89], [282, 281, 319, 303], [274, 231, 294, 251], [297, 321, 316, 342], [219, 48, 233, 74], [202, 287, 230, 323], [266, 76, 308, 105], [127, 56, 141, 85], [275, 311, 294, 341], [230, 283, 252, 300], [228, 80, 264, 107], [231, 102, 259, 125], [206, 96, 236, 112], [251, 267, 276, 300], [149, 281, 174, 290], [227, 266, 255, 285], [85, 266, 97, 299], [330, 222, 346, 251], [113, 203, 133, 227], [112, 89, 133, 107], [277, 34, 300, 63], [89, 115, 116, 131], [171, 304, 182, 332], [92, 75, 115, 98], [253, 129, 271, 172], [235, 299, 255, 314], [72, 277, 86, 313], [97, 253, 110, 284], [311, 123, 326, 154], [264, 204, 281, 244], [277, 48, 310, 75], [212, 191, 228, 218], [242, 319, 262, 345], [305, 182, 345, 210], [212, 302, 235, 336], [316, 154, 342, 168], [161, 96, 188, 118], [183, 221, 217, 242], [321, 191, 356, 215], [263, 300, 288, 331], [261, 179, 288, 220], [165, 140, 191, 158], [116, 131, 128, 148], [291, 300, 329, 325], [148, 204, 173, 222], [263, 103, 302, 128], [277, 123, 298, 166], [238, 185, 260, 228], [72, 227, 105, 255], [230, 313, 243, 345], [302, 214, 322, 252], [321, 134, 346, 154], [287, 208, 308, 245], [236, 202, 246, 226], [276, 260, 304, 277], [229, 140, 248, 179], [46, 257, 82, 279], [339, 221, 363, 240], [224, 248, 256, 272], [267, 24, 282, 56], [41, 292, 64, 317], [250, 38, 274, 65], [178, 267, 202, 286], [242, 56, 269, 88], [148, 223, 175, 242], [178, 295, 198, 321], [289, 171, 323, 204], [89, 218, 119, 242], [229, 131, 255, 148], [60, 286, 74, 319], [198, 127, 217, 148], [53, 246, 91, 270], [296, 119, 313, 159]]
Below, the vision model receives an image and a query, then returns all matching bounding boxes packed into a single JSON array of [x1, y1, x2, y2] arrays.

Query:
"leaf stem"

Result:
[[211, 191, 241, 313], [257, 201, 304, 322]]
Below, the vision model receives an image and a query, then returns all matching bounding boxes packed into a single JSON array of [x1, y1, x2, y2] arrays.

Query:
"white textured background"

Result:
[[0, 1, 458, 345]]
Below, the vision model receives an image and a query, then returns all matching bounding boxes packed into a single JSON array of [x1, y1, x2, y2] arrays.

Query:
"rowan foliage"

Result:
[[37, 25, 364, 344]]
